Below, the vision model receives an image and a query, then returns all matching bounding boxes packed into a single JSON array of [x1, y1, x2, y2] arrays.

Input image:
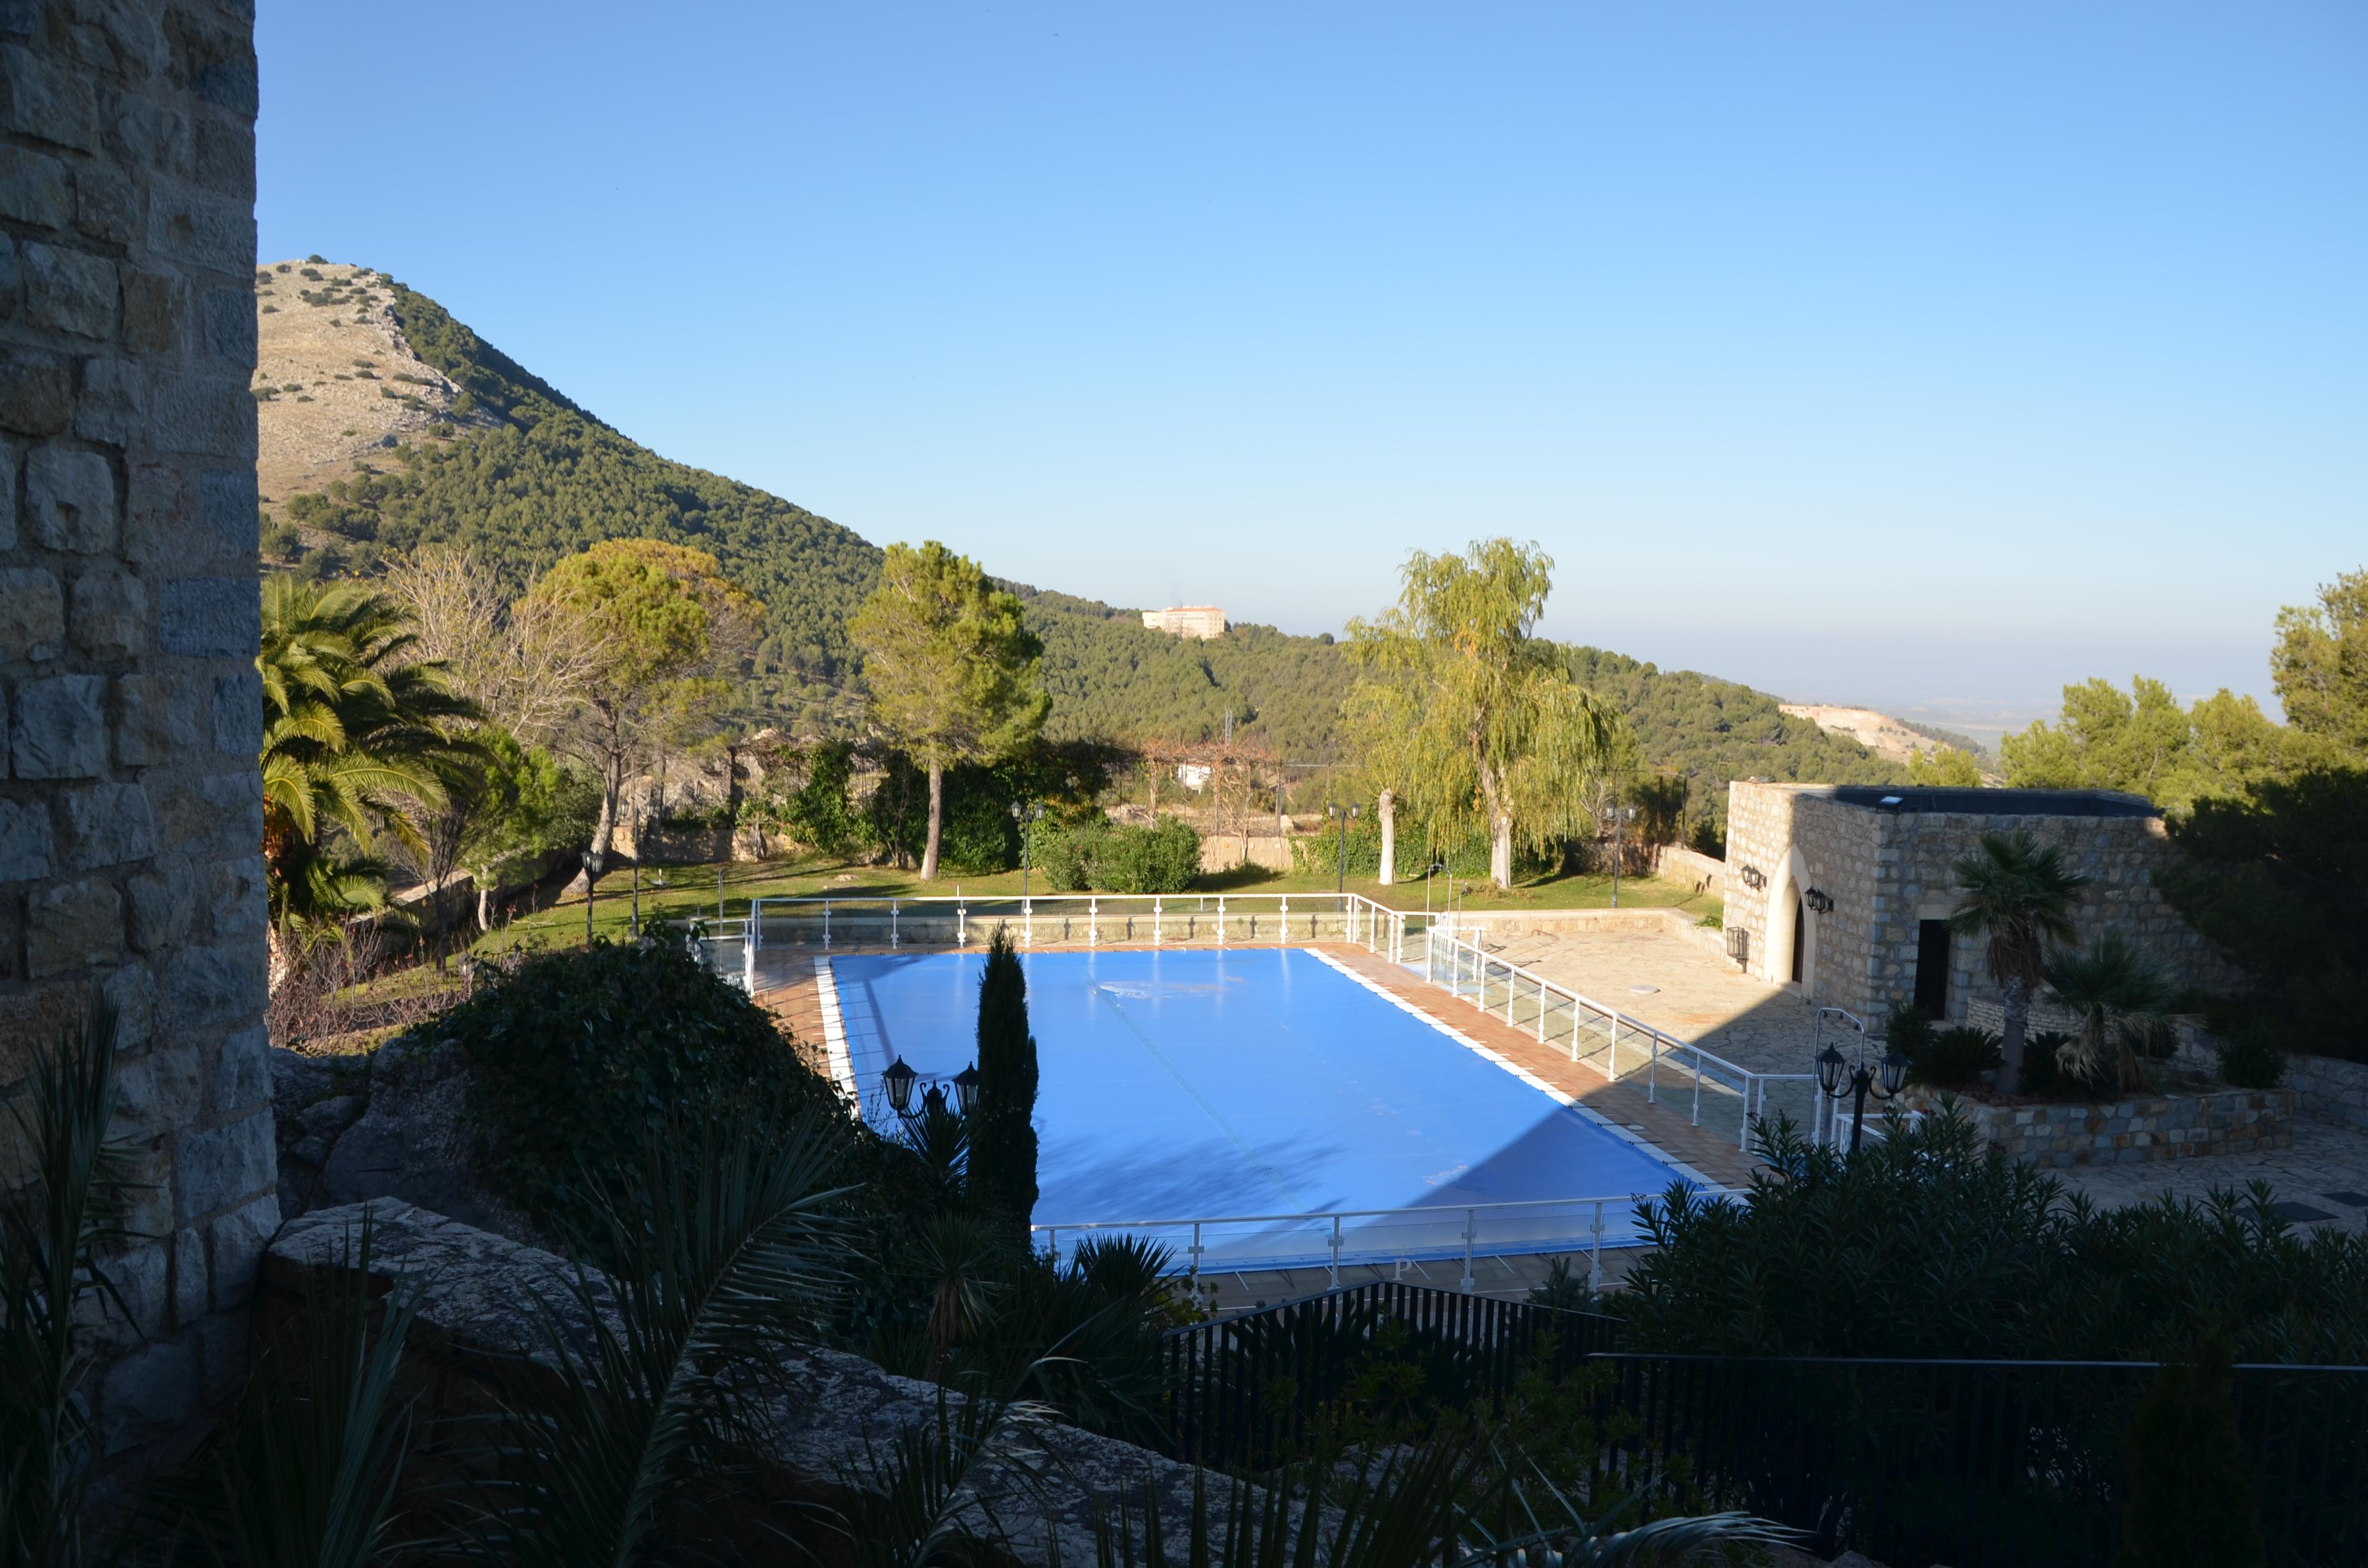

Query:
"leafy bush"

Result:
[[438, 941, 844, 1242], [2216, 1034, 2286, 1089], [1618, 1108, 2368, 1363], [1039, 817, 1200, 894], [1905, 1024, 2000, 1087]]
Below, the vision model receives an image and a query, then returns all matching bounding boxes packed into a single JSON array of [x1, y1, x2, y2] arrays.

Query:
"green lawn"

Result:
[[473, 852, 1717, 956]]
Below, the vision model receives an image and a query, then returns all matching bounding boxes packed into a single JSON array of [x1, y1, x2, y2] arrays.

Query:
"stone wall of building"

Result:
[[1724, 782, 2227, 1027], [0, 0, 270, 1462]]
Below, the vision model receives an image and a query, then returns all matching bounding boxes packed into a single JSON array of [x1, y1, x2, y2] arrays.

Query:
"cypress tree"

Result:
[[971, 924, 1040, 1250], [2113, 1334, 2267, 1568]]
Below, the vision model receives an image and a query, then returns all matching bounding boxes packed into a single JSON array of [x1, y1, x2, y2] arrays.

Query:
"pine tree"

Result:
[[2114, 1335, 2267, 1568], [970, 924, 1040, 1250]]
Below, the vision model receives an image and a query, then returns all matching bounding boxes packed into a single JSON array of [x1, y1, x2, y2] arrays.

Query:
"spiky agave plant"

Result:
[[457, 1103, 860, 1567], [0, 999, 133, 1568]]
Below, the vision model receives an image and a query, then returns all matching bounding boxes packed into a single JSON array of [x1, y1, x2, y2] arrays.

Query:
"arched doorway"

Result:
[[1790, 894, 1806, 984]]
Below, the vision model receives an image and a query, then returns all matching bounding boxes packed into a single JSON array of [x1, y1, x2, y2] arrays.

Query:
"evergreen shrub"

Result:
[[435, 940, 843, 1241], [1906, 1024, 2000, 1087], [1040, 817, 1199, 894]]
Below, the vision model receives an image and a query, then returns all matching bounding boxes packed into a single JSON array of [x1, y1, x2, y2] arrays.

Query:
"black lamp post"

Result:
[[1816, 1041, 1911, 1153], [1328, 802, 1360, 894], [882, 1056, 918, 1116], [882, 1056, 981, 1123], [1009, 801, 1044, 899]]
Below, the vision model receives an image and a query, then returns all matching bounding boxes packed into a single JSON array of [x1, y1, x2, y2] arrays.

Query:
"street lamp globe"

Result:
[[951, 1063, 981, 1117], [882, 1056, 919, 1116], [1816, 1044, 1846, 1097]]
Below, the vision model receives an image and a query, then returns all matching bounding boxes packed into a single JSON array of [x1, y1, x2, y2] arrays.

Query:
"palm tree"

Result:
[[1950, 830, 2090, 1095], [259, 576, 484, 989], [2044, 931, 2176, 1093]]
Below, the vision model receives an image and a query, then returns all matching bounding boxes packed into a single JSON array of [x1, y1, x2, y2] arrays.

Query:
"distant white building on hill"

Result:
[[1142, 605, 1227, 639]]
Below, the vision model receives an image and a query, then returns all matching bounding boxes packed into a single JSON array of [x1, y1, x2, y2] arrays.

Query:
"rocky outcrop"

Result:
[[267, 1199, 1263, 1564], [270, 1038, 541, 1246]]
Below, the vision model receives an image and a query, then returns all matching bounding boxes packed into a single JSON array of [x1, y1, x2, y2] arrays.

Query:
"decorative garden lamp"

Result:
[[882, 1056, 918, 1118], [1816, 1040, 1912, 1155], [951, 1063, 981, 1117]]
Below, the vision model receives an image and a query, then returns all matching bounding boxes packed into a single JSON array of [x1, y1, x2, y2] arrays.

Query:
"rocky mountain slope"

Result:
[[252, 259, 493, 505]]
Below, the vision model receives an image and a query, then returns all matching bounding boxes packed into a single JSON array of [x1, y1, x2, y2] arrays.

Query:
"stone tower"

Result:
[[1, 0, 273, 1460]]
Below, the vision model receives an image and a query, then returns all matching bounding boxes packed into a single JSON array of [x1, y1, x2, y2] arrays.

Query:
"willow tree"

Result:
[[1345, 539, 1621, 889], [848, 543, 1048, 881]]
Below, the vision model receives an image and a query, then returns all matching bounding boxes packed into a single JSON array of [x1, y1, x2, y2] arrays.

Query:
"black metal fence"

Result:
[[1159, 1280, 1623, 1469], [1593, 1353, 2368, 1568], [1159, 1287, 2368, 1567]]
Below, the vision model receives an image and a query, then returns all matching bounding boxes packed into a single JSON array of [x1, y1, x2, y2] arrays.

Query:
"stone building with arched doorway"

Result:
[[1720, 781, 2224, 1027]]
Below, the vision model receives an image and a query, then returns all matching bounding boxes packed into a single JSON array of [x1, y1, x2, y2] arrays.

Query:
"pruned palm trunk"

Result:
[[1998, 974, 2031, 1095], [1377, 788, 1397, 885], [920, 762, 944, 881], [268, 922, 299, 996]]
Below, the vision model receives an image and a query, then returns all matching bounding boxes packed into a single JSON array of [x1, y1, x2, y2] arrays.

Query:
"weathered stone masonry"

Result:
[[0, 0, 270, 1464], [1723, 782, 2228, 1028]]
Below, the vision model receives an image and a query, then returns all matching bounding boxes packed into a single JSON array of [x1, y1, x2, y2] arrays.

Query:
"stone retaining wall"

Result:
[[1903, 1086, 2294, 1167], [2285, 1053, 2368, 1131], [1651, 843, 1725, 899]]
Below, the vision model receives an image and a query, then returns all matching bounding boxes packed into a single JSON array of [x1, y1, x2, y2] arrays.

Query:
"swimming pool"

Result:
[[819, 947, 1704, 1271]]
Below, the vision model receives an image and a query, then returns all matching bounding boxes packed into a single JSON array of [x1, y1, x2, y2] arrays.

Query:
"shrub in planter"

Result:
[[2215, 1034, 2286, 1090], [2022, 1029, 2114, 1100], [1907, 1024, 2001, 1088]]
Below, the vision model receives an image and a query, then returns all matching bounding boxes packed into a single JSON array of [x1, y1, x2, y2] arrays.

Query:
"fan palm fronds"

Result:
[[2044, 931, 2176, 1092], [459, 1106, 859, 1568]]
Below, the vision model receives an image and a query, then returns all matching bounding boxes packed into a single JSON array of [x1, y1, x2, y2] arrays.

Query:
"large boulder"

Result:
[[273, 1034, 543, 1247]]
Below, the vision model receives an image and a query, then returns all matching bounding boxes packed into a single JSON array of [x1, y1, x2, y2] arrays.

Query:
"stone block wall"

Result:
[[1902, 1085, 2294, 1167], [2285, 1053, 2368, 1131], [1725, 782, 2229, 1027], [0, 0, 270, 1462]]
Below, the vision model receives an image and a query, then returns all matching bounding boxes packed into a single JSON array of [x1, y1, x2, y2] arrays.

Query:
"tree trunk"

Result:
[[920, 762, 944, 881], [1489, 812, 1514, 890], [1997, 974, 2030, 1095], [584, 758, 621, 883], [1377, 789, 1397, 885], [475, 880, 493, 935]]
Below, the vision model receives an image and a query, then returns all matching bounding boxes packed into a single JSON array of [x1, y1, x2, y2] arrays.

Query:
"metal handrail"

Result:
[[1032, 1189, 1733, 1294], [1420, 926, 1816, 1149]]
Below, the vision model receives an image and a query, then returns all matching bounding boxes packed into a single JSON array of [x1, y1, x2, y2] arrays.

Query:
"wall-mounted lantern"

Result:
[[1738, 865, 1768, 891], [1803, 887, 1835, 915]]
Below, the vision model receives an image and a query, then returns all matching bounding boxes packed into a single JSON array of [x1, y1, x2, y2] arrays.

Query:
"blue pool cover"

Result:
[[825, 948, 1698, 1270]]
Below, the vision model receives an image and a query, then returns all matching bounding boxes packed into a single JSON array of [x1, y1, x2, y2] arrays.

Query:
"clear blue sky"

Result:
[[257, 3, 2365, 731]]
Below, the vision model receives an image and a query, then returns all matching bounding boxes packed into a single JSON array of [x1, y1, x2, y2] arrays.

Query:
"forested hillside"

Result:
[[1017, 588, 1354, 755], [1559, 646, 1907, 812], [267, 270, 1896, 816], [277, 282, 883, 691]]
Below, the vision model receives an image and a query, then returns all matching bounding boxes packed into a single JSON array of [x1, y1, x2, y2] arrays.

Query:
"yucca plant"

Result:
[[454, 1104, 860, 1567], [1, 999, 135, 1568]]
